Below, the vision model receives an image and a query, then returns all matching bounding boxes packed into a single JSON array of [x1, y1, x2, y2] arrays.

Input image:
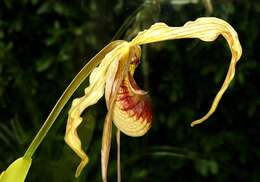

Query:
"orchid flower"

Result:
[[64, 17, 242, 181]]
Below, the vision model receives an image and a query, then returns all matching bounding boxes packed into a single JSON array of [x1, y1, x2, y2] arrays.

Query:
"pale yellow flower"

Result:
[[64, 17, 242, 181]]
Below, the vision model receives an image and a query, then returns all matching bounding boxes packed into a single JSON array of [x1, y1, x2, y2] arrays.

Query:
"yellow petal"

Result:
[[105, 57, 120, 107], [65, 41, 129, 177], [130, 17, 242, 126], [101, 43, 131, 182]]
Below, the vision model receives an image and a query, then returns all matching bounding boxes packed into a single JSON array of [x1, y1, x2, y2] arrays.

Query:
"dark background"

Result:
[[0, 0, 259, 181]]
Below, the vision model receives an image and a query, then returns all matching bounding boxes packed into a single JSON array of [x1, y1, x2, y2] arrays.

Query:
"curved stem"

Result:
[[24, 41, 124, 158]]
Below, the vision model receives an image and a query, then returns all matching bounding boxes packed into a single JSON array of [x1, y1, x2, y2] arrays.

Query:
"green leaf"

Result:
[[0, 157, 32, 182]]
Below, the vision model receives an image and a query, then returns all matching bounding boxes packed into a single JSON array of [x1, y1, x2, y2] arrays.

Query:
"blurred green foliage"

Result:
[[0, 0, 259, 181]]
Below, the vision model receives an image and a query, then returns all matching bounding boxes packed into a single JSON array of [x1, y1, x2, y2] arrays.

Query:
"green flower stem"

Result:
[[24, 41, 124, 158]]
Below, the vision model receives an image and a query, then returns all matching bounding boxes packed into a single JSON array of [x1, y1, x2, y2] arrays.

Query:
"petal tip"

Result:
[[75, 156, 89, 178]]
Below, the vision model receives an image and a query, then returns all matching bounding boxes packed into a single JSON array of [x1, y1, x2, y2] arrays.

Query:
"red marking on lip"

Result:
[[117, 76, 152, 123]]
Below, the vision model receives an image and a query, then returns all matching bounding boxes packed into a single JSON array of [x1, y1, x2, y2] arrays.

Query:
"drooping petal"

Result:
[[65, 41, 128, 177], [105, 58, 120, 107], [101, 44, 132, 182], [130, 17, 242, 126], [101, 111, 113, 182], [65, 62, 107, 177]]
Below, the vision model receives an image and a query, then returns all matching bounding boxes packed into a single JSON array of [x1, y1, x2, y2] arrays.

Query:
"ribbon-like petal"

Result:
[[130, 17, 242, 126], [65, 42, 129, 177]]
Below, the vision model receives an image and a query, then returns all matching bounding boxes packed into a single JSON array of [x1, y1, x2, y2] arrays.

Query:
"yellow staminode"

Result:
[[64, 17, 242, 181]]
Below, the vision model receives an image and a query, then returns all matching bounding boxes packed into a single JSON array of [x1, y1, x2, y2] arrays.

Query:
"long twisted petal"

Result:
[[101, 43, 131, 182], [130, 17, 242, 126], [65, 41, 127, 177]]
